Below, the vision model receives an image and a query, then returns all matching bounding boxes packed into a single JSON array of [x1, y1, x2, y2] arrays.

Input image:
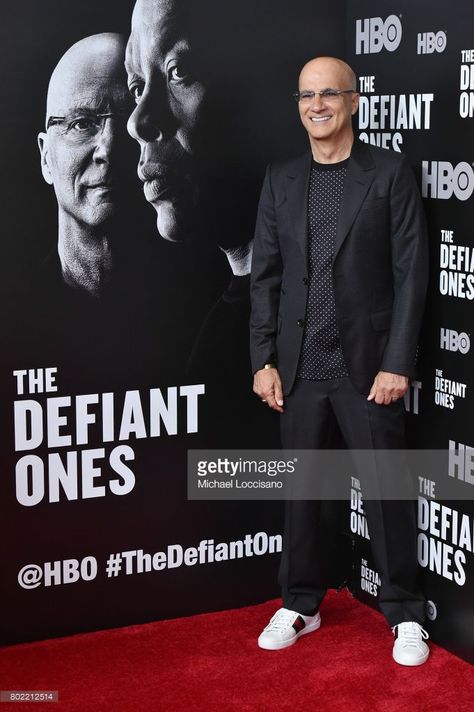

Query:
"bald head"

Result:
[[46, 33, 128, 126], [38, 32, 135, 236], [299, 56, 357, 92], [296, 56, 359, 161]]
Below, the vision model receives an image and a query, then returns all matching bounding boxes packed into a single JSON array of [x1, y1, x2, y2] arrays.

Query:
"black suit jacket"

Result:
[[250, 140, 429, 396]]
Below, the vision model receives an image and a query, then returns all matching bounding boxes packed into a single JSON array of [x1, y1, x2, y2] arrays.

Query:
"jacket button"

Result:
[[297, 319, 305, 328], [303, 277, 309, 285]]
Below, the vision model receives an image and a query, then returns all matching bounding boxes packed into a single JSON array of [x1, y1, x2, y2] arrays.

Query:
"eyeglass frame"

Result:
[[293, 88, 356, 103], [46, 112, 116, 131]]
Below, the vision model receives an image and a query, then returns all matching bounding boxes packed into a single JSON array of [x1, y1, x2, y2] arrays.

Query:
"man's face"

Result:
[[38, 37, 133, 230], [126, 0, 207, 242], [298, 59, 359, 146]]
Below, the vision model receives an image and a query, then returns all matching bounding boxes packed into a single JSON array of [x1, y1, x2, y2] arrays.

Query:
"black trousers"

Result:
[[279, 377, 425, 627]]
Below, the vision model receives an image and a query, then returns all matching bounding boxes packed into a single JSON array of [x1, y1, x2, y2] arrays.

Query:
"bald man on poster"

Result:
[[38, 33, 134, 297], [250, 57, 430, 665]]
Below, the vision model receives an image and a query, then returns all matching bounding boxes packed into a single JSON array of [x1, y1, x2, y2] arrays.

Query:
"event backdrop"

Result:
[[0, 0, 345, 644], [346, 0, 474, 664], [2, 0, 473, 665]]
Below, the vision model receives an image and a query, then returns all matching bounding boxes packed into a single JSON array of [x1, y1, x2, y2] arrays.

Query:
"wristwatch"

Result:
[[263, 363, 277, 369]]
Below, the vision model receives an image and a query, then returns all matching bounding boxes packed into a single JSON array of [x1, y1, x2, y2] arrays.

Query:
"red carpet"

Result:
[[1, 589, 473, 712]]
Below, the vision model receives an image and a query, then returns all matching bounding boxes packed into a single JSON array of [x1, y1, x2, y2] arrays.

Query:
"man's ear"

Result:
[[351, 92, 360, 116], [37, 132, 54, 185]]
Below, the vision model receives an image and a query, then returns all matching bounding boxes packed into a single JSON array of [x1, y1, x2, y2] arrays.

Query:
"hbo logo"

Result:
[[440, 328, 470, 355], [356, 15, 402, 55], [417, 31, 447, 55], [422, 161, 474, 201]]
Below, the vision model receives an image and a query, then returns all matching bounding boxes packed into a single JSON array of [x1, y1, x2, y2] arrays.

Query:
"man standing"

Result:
[[38, 33, 135, 297], [250, 57, 429, 665]]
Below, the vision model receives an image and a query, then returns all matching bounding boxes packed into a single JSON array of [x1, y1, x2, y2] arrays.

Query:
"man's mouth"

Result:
[[87, 181, 114, 189], [143, 177, 173, 202], [310, 116, 332, 123]]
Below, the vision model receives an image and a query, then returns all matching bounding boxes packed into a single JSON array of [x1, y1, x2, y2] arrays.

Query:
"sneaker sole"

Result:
[[393, 648, 429, 666], [258, 614, 321, 651]]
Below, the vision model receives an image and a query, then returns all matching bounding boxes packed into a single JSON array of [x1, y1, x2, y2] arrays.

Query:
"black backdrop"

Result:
[[346, 0, 474, 664], [2, 0, 473, 666], [0, 0, 344, 645]]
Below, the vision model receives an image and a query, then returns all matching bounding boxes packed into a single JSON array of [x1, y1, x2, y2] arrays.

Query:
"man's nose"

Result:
[[93, 117, 119, 163], [127, 84, 175, 144], [309, 93, 325, 110]]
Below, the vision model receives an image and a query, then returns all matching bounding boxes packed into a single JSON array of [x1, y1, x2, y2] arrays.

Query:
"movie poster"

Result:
[[0, 0, 344, 643]]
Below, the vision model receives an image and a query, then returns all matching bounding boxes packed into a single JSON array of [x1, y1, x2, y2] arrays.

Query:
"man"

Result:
[[38, 33, 135, 297], [250, 57, 429, 665], [125, 0, 252, 277], [125, 0, 276, 445], [32, 33, 167, 385]]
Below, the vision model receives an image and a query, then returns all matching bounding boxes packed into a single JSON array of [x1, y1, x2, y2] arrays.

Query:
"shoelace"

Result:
[[266, 609, 299, 632], [392, 622, 429, 649]]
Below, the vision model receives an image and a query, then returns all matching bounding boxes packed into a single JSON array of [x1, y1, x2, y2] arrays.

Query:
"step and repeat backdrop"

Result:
[[346, 0, 474, 664], [0, 0, 345, 644], [2, 0, 472, 664]]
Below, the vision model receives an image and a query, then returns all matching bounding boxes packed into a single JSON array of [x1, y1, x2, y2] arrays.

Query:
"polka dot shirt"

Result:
[[297, 159, 349, 380]]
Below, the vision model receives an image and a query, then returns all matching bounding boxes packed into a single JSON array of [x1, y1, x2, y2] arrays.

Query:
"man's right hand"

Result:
[[253, 367, 284, 413]]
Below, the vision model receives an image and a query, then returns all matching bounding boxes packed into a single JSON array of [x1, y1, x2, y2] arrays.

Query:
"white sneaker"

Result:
[[258, 607, 321, 650], [392, 622, 430, 666]]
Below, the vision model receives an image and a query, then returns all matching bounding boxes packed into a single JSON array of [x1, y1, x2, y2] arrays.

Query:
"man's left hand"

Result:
[[367, 371, 409, 405]]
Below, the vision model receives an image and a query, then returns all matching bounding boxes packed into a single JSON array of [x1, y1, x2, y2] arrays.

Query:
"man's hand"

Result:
[[253, 367, 284, 413], [367, 371, 409, 405]]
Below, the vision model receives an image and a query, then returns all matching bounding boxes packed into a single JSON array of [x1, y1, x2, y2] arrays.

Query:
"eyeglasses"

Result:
[[293, 89, 355, 103], [46, 111, 127, 143]]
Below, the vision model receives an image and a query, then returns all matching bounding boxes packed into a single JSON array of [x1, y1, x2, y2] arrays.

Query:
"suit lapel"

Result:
[[334, 140, 376, 259], [284, 142, 376, 266], [285, 152, 312, 270]]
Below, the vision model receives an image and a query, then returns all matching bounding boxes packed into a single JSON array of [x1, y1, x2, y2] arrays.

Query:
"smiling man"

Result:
[[251, 57, 430, 665], [38, 33, 134, 297]]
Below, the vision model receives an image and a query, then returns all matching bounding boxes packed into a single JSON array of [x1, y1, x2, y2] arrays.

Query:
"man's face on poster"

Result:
[[126, 0, 209, 242], [38, 35, 133, 231]]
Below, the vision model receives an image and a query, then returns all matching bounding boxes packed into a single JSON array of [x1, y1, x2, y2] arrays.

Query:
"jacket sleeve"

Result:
[[249, 165, 283, 374], [380, 155, 429, 377]]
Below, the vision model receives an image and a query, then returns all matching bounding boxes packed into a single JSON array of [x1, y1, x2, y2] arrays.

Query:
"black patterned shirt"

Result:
[[297, 159, 349, 380]]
